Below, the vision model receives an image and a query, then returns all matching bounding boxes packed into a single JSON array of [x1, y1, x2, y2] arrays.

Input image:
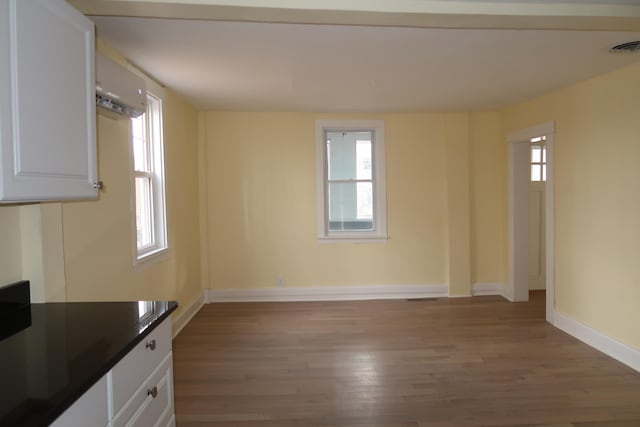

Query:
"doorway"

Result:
[[529, 139, 546, 291], [507, 122, 555, 323]]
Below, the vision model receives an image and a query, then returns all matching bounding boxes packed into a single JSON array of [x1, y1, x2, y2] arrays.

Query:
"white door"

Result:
[[528, 143, 546, 290]]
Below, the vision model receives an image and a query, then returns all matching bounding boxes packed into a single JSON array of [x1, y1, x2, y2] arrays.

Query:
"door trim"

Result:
[[506, 121, 555, 323]]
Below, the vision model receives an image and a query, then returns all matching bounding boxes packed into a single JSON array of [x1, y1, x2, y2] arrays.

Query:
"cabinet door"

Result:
[[112, 352, 175, 427], [49, 375, 109, 427], [0, 0, 97, 202], [111, 317, 173, 414]]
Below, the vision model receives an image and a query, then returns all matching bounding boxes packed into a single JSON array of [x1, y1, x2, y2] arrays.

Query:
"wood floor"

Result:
[[172, 292, 640, 427]]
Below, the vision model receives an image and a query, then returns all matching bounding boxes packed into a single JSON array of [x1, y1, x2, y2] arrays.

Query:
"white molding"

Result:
[[506, 121, 556, 323], [471, 282, 505, 297], [544, 132, 555, 324], [317, 236, 388, 243], [207, 284, 448, 303], [171, 291, 205, 338], [507, 140, 530, 302], [447, 294, 472, 298], [554, 310, 640, 373], [314, 119, 388, 241], [506, 122, 555, 144]]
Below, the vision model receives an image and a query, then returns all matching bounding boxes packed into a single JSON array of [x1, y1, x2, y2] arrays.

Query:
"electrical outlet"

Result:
[[277, 277, 284, 287]]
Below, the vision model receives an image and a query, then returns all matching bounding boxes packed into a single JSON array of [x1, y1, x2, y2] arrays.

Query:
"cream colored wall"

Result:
[[503, 61, 640, 350], [203, 111, 505, 292], [0, 88, 201, 319], [0, 41, 203, 320], [0, 40, 202, 319], [0, 206, 22, 285], [469, 112, 506, 284], [62, 88, 202, 318]]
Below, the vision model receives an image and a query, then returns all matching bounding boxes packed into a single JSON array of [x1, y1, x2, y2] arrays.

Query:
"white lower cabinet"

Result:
[[50, 317, 174, 427], [112, 353, 174, 427], [50, 376, 109, 427], [111, 319, 173, 415]]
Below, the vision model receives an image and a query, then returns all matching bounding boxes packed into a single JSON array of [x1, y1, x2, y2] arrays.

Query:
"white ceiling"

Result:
[[91, 17, 640, 112]]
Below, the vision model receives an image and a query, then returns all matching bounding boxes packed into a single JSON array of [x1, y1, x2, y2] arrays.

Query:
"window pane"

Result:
[[531, 165, 541, 182], [356, 140, 372, 180], [327, 131, 373, 180], [131, 113, 150, 172], [531, 146, 542, 163], [542, 165, 547, 181], [542, 147, 546, 163], [138, 301, 154, 319], [357, 182, 373, 219], [135, 176, 154, 250], [328, 181, 374, 231]]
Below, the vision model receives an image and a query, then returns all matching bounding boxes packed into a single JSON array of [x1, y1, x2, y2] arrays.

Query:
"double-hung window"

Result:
[[315, 120, 387, 241], [130, 91, 167, 264]]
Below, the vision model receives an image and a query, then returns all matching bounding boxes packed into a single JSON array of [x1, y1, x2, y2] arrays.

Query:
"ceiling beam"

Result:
[[69, 0, 640, 31]]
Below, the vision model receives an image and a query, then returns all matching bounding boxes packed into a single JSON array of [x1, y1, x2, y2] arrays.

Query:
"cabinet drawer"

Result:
[[111, 317, 172, 414], [112, 352, 174, 427], [50, 374, 108, 427]]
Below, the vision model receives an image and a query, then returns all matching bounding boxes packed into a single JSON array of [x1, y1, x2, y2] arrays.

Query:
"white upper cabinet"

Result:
[[0, 0, 97, 202]]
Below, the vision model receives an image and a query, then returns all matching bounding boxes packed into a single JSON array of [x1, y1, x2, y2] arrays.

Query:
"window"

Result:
[[315, 120, 387, 241], [530, 135, 547, 182], [138, 301, 154, 322], [130, 92, 167, 264]]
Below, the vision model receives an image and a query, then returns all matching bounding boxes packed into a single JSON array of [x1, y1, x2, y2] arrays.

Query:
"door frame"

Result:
[[506, 121, 555, 323]]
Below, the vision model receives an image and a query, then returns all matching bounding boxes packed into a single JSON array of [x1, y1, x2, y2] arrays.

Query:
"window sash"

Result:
[[134, 172, 155, 251], [315, 120, 387, 241], [324, 129, 377, 233], [530, 142, 547, 182], [132, 113, 152, 173], [131, 91, 167, 264]]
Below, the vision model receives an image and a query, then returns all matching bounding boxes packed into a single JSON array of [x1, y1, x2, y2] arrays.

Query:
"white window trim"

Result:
[[315, 119, 388, 242], [130, 90, 169, 269]]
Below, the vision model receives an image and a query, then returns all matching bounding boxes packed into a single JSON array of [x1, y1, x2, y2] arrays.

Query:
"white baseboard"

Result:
[[554, 310, 640, 373], [171, 290, 205, 338], [471, 282, 505, 297], [207, 284, 449, 303]]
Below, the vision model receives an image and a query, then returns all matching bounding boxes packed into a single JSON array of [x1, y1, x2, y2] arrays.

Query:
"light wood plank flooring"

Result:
[[173, 292, 640, 426]]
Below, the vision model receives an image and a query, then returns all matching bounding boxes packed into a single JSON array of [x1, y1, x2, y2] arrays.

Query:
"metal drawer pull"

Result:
[[145, 339, 156, 351], [147, 386, 158, 398]]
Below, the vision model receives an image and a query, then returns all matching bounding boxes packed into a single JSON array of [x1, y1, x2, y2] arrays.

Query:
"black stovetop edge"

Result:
[[0, 280, 30, 310]]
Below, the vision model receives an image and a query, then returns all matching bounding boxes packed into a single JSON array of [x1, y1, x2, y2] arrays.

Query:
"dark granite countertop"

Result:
[[0, 284, 177, 427]]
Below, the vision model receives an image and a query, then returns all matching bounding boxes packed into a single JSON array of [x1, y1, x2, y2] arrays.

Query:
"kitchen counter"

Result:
[[0, 282, 177, 427]]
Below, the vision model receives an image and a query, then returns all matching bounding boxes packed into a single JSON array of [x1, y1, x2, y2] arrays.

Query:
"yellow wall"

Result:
[[469, 112, 506, 285], [202, 111, 506, 292], [0, 206, 22, 285], [1, 33, 637, 361], [0, 43, 203, 323], [503, 61, 640, 350], [62, 88, 202, 319]]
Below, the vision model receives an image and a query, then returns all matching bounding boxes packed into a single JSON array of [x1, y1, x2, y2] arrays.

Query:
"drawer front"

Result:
[[50, 375, 108, 427], [112, 352, 174, 427], [112, 317, 172, 414]]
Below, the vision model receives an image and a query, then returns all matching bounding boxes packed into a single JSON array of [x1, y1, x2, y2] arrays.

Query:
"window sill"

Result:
[[317, 235, 388, 243], [133, 247, 170, 271]]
